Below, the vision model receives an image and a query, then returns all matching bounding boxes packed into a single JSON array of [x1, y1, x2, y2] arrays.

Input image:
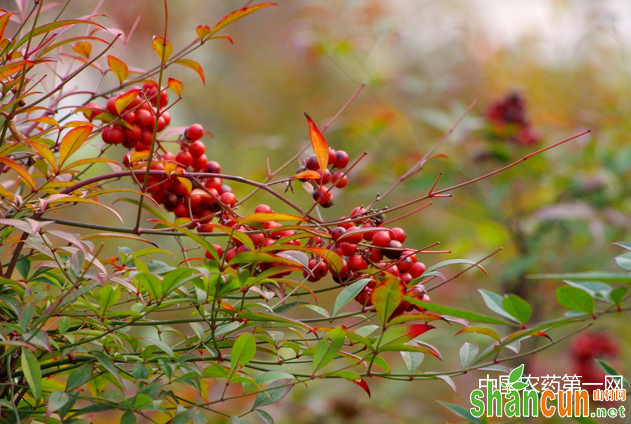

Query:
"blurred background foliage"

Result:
[[45, 0, 631, 422]]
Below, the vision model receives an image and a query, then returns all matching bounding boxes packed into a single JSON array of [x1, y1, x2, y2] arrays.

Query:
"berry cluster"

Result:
[[91, 82, 171, 151], [485, 91, 539, 146], [297, 148, 350, 208], [570, 332, 619, 390], [309, 207, 431, 319]]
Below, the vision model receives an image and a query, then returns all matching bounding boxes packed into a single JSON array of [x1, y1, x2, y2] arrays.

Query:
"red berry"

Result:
[[334, 151, 349, 168], [106, 97, 118, 115], [316, 168, 331, 184], [186, 124, 204, 141], [391, 227, 406, 243], [312, 186, 331, 205], [161, 152, 176, 162], [384, 240, 403, 260], [328, 147, 336, 164], [255, 204, 272, 213], [205, 161, 221, 174], [108, 126, 125, 144], [123, 111, 136, 124], [340, 242, 357, 257], [347, 255, 367, 272], [372, 230, 391, 248], [176, 150, 193, 168], [156, 116, 166, 132], [198, 224, 214, 233], [368, 247, 383, 263], [409, 262, 427, 279], [343, 226, 363, 244], [189, 140, 206, 158], [101, 127, 111, 144], [331, 171, 348, 188], [174, 202, 189, 218], [305, 155, 319, 170], [331, 227, 346, 242], [219, 192, 236, 208], [162, 111, 171, 126], [192, 154, 208, 171], [135, 109, 153, 127]]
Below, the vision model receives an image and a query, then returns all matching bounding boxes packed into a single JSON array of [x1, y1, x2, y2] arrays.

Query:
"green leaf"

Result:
[[46, 391, 69, 420], [529, 272, 631, 283], [312, 326, 346, 374], [595, 359, 629, 388], [93, 351, 122, 384], [404, 296, 513, 326], [16, 254, 30, 279], [252, 380, 292, 408], [141, 337, 174, 357], [479, 289, 519, 323], [371, 279, 405, 324], [230, 416, 250, 424], [171, 408, 196, 424], [230, 333, 257, 372], [556, 286, 594, 315], [611, 287, 627, 306], [502, 294, 531, 324], [120, 410, 137, 424], [564, 281, 613, 302], [66, 363, 94, 391], [254, 409, 274, 424], [456, 326, 500, 341], [422, 258, 487, 277], [401, 350, 424, 373], [18, 303, 34, 334], [332, 278, 371, 316], [21, 349, 41, 401], [459, 342, 478, 367], [136, 272, 163, 301], [615, 252, 631, 271], [438, 401, 482, 424], [97, 285, 120, 316]]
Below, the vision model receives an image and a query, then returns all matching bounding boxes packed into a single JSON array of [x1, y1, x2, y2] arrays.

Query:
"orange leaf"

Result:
[[292, 170, 321, 180], [0, 157, 36, 189], [58, 125, 93, 167], [152, 36, 173, 61], [174, 59, 205, 84], [25, 117, 59, 127], [176, 176, 192, 193], [114, 90, 139, 115], [72, 41, 92, 59], [210, 3, 277, 37], [304, 113, 328, 171], [196, 25, 210, 42], [167, 78, 183, 97], [0, 12, 15, 40], [0, 60, 34, 81], [107, 55, 129, 84], [26, 141, 57, 169]]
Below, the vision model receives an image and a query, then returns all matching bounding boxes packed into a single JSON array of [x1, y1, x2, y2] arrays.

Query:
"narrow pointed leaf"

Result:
[[456, 326, 500, 341], [175, 59, 205, 84], [371, 279, 405, 324], [0, 157, 36, 189], [312, 326, 345, 373], [479, 289, 520, 322], [58, 125, 93, 167], [333, 278, 371, 316], [210, 3, 277, 36], [231, 333, 256, 371], [21, 349, 41, 401], [459, 342, 479, 367], [304, 113, 328, 172], [556, 286, 594, 315], [114, 90, 139, 114], [502, 294, 531, 324]]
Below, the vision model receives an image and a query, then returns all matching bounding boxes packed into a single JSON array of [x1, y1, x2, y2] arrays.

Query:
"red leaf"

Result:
[[0, 12, 16, 40], [210, 3, 277, 37], [532, 331, 552, 341], [353, 378, 371, 398], [174, 59, 205, 84], [107, 55, 129, 84], [304, 113, 328, 172]]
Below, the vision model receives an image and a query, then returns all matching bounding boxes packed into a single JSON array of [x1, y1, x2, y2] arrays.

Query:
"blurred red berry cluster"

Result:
[[485, 91, 540, 146], [569, 332, 620, 390]]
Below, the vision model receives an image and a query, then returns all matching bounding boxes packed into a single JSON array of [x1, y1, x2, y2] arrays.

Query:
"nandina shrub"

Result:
[[0, 3, 627, 424]]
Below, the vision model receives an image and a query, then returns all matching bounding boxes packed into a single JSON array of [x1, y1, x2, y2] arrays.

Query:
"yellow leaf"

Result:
[[196, 25, 210, 42], [176, 176, 192, 193], [174, 59, 205, 84], [152, 36, 173, 61], [72, 41, 92, 58], [210, 3, 277, 37], [25, 117, 59, 127], [114, 90, 139, 115], [58, 125, 93, 167], [26, 141, 57, 170], [167, 78, 183, 96], [107, 55, 129, 84]]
